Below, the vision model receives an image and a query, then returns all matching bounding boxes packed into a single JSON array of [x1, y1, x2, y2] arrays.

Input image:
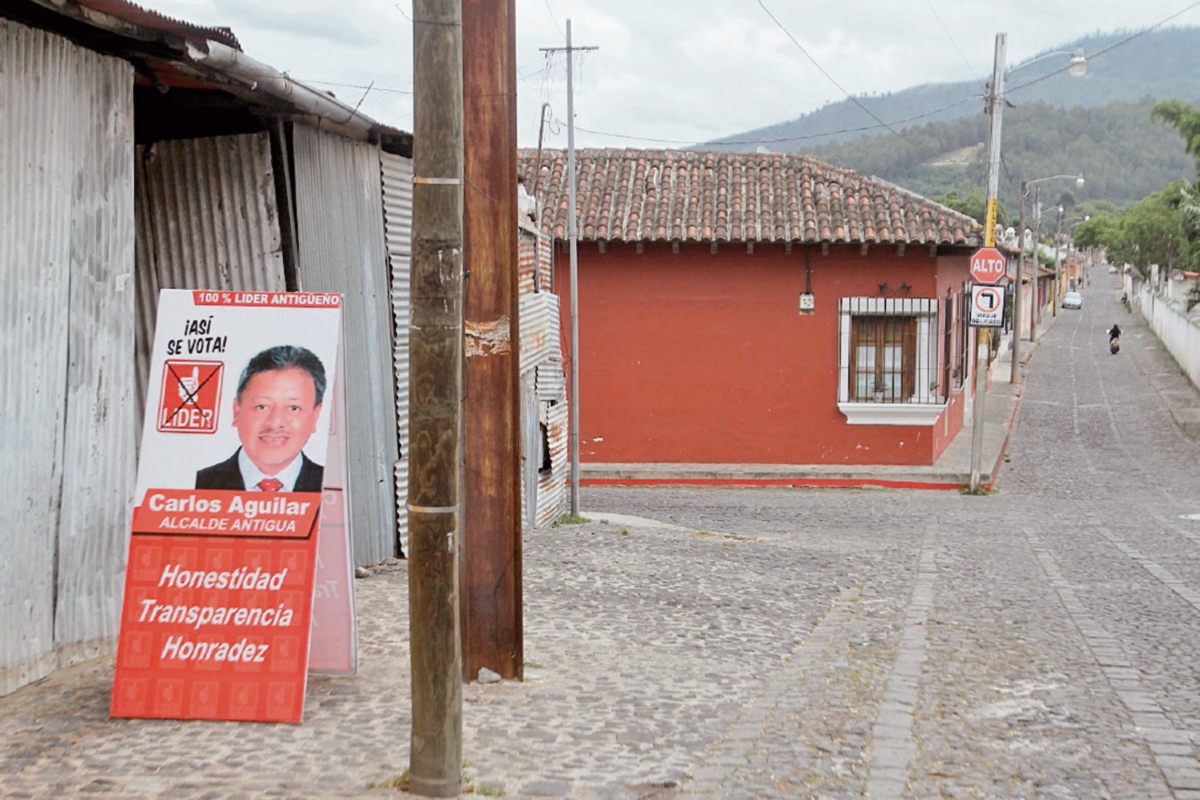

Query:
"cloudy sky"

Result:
[[149, 0, 1200, 149]]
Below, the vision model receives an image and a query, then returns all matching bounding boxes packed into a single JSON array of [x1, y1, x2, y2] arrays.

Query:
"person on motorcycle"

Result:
[[1109, 323, 1121, 343]]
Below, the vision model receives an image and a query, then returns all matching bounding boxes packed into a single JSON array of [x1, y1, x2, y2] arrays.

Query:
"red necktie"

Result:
[[257, 478, 283, 492]]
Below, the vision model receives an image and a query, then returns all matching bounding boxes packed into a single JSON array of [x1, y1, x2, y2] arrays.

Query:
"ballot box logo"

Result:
[[158, 360, 224, 434]]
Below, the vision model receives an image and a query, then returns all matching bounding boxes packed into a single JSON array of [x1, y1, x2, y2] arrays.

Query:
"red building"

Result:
[[521, 149, 985, 469]]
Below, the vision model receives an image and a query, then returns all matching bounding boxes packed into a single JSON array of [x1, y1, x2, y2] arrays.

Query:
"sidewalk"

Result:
[[581, 321, 1052, 492]]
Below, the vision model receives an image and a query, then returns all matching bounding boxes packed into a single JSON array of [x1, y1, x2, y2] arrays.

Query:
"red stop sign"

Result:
[[970, 247, 1006, 284]]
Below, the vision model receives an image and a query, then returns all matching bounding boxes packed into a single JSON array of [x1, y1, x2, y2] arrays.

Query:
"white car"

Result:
[[1062, 292, 1083, 309], [1108, 265, 1118, 273]]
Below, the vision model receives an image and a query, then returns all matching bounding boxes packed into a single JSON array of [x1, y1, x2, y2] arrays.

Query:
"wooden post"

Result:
[[408, 0, 464, 793], [461, 0, 522, 682]]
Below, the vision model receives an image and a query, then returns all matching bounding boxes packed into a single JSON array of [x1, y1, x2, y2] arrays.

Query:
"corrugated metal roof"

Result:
[[519, 148, 982, 247], [75, 0, 240, 49]]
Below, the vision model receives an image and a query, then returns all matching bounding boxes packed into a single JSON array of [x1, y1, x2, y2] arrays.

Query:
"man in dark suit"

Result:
[[196, 345, 326, 493]]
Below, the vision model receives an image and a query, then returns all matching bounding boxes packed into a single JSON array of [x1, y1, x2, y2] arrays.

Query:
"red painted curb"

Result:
[[580, 477, 963, 491], [980, 386, 1022, 492], [581, 388, 1025, 493]]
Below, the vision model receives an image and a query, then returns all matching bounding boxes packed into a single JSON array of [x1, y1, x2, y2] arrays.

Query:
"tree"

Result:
[[931, 188, 1008, 228], [1074, 215, 1121, 250], [1108, 182, 1193, 276], [1151, 99, 1200, 176]]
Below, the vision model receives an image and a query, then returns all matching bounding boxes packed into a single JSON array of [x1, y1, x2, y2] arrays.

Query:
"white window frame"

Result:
[[837, 297, 945, 426]]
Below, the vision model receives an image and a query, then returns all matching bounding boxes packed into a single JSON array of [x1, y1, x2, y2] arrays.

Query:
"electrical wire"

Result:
[[542, 0, 564, 38], [925, 0, 984, 87], [301, 79, 412, 95], [565, 0, 1200, 151], [1007, 0, 1200, 95], [550, 93, 979, 148], [755, 0, 908, 142]]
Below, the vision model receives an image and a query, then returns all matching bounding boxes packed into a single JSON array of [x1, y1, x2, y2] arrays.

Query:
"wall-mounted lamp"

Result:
[[899, 282, 911, 293], [799, 255, 815, 314], [878, 282, 888, 294]]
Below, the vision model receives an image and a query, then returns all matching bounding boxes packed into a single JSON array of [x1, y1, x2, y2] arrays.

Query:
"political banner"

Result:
[[112, 290, 343, 723]]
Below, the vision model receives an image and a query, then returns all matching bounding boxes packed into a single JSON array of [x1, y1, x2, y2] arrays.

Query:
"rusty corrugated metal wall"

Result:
[[1, 20, 135, 695], [380, 151, 413, 556], [292, 123, 398, 565], [134, 133, 289, 426], [516, 230, 568, 528]]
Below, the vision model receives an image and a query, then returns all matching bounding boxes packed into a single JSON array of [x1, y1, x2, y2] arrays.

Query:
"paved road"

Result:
[[5, 268, 1200, 798]]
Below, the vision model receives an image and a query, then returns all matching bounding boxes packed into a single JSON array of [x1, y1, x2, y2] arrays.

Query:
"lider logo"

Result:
[[157, 360, 224, 434]]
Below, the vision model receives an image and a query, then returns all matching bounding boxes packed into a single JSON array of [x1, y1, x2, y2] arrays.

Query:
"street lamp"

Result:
[[1009, 173, 1085, 385], [1034, 175, 1084, 324], [971, 36, 1087, 490], [1012, 48, 1088, 80]]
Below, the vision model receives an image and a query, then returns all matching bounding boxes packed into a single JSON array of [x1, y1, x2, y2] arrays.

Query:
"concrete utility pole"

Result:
[[461, 0, 522, 684], [1053, 206, 1065, 298], [1012, 181, 1027, 385], [540, 21, 596, 517], [408, 0, 464, 794], [970, 32, 1005, 493]]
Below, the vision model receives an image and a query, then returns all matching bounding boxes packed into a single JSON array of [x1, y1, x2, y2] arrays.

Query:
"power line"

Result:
[[541, 0, 564, 38], [755, 0, 908, 142], [300, 78, 412, 95], [1007, 0, 1200, 95], [551, 93, 978, 148], [559, 0, 1200, 152], [925, 0, 984, 87]]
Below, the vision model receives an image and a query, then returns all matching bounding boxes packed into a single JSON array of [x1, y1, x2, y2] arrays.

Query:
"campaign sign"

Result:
[[308, 333, 358, 676], [112, 290, 342, 724]]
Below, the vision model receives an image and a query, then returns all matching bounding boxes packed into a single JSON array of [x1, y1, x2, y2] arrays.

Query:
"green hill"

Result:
[[701, 26, 1200, 152], [806, 97, 1196, 211]]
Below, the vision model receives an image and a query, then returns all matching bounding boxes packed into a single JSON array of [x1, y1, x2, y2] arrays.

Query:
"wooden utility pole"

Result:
[[461, 0, 522, 682], [408, 0, 464, 793]]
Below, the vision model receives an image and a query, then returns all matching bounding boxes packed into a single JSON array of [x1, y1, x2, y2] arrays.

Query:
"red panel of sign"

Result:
[[132, 490, 321, 539], [969, 247, 1007, 284], [111, 526, 317, 722], [158, 360, 224, 434]]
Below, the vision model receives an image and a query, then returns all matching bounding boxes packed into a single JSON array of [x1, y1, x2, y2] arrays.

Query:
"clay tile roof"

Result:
[[519, 148, 982, 247]]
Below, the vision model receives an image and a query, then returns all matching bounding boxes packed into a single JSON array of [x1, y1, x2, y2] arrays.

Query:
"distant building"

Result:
[[522, 148, 988, 478]]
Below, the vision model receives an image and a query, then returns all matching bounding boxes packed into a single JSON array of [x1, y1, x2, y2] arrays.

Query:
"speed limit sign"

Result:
[[970, 284, 1005, 327]]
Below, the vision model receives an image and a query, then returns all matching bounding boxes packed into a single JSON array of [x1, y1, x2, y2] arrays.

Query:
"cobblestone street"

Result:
[[6, 270, 1200, 798]]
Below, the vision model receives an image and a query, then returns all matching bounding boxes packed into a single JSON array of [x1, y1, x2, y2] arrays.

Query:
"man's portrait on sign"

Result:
[[195, 345, 327, 493]]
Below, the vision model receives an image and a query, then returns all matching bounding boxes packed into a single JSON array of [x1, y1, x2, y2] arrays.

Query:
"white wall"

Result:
[[1137, 283, 1200, 390]]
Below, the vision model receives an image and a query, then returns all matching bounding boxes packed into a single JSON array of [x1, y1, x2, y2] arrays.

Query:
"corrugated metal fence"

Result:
[[134, 132, 289, 429], [516, 230, 568, 528], [381, 151, 413, 555], [1, 20, 136, 695], [293, 123, 399, 565]]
